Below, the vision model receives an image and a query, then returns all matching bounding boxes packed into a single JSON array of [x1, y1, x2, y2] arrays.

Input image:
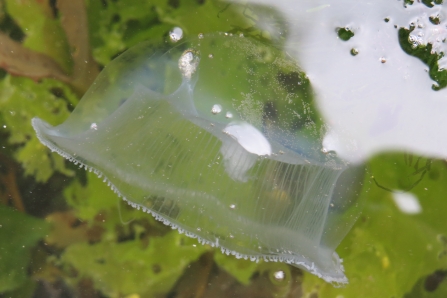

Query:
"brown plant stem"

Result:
[[57, 0, 99, 94], [0, 0, 99, 96], [0, 32, 71, 84], [0, 152, 25, 212]]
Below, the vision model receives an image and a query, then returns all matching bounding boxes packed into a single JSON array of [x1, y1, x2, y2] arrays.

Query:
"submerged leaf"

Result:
[[61, 231, 206, 297], [0, 76, 76, 181], [0, 33, 70, 83], [57, 0, 99, 93], [4, 0, 71, 72], [214, 252, 259, 285]]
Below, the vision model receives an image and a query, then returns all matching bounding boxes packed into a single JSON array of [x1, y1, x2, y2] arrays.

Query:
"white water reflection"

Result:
[[392, 191, 422, 214], [244, 0, 447, 163]]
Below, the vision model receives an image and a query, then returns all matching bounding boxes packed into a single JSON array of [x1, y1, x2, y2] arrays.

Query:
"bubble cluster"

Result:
[[178, 49, 200, 80]]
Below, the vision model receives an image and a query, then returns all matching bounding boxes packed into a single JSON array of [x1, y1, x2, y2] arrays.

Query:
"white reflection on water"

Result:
[[244, 0, 447, 163], [392, 191, 422, 214]]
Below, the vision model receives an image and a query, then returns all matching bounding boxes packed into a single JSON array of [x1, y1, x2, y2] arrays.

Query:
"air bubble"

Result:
[[211, 104, 222, 114], [273, 270, 285, 280], [90, 123, 98, 130], [229, 204, 236, 209], [198, 33, 204, 39], [208, 54, 214, 58], [409, 34, 424, 48], [225, 111, 233, 118], [169, 27, 183, 42]]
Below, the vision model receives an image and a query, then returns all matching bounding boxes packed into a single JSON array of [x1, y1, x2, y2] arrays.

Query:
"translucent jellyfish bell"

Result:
[[32, 34, 363, 284]]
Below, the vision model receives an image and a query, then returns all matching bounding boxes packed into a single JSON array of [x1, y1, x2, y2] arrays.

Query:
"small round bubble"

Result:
[[90, 123, 98, 130], [198, 33, 204, 39], [225, 111, 233, 118], [169, 27, 183, 42], [273, 270, 285, 281], [211, 104, 222, 115]]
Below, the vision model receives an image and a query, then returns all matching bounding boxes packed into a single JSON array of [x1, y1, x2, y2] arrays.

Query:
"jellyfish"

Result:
[[32, 34, 364, 284]]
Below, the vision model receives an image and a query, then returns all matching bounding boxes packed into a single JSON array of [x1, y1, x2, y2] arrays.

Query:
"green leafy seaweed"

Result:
[[61, 230, 207, 297], [0, 75, 76, 181]]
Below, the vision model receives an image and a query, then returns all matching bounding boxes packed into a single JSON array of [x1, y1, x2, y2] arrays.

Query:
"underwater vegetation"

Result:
[[0, 0, 447, 297]]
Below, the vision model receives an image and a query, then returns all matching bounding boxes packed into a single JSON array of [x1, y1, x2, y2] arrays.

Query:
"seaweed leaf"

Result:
[[4, 0, 71, 72], [61, 231, 207, 297], [0, 75, 76, 181], [57, 0, 99, 93], [214, 252, 259, 285], [0, 32, 70, 83]]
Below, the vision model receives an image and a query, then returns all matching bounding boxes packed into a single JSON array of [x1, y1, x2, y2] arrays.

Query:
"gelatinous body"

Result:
[[32, 34, 362, 284]]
